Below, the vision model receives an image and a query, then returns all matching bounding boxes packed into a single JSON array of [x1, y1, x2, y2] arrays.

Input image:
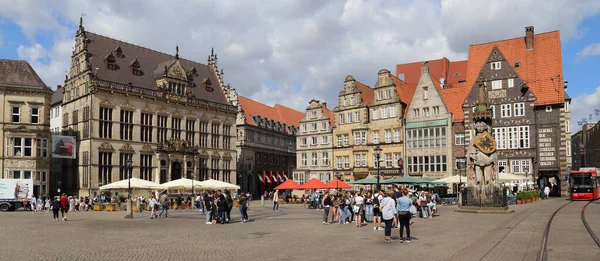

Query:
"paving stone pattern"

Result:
[[0, 199, 596, 261]]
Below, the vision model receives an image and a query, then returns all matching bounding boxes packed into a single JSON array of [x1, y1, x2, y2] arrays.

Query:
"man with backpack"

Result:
[[372, 189, 383, 231]]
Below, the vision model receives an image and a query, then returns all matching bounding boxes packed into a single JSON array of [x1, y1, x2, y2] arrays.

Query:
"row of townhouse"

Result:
[[294, 26, 571, 196]]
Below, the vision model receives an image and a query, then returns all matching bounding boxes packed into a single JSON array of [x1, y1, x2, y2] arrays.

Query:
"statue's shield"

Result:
[[474, 131, 497, 154]]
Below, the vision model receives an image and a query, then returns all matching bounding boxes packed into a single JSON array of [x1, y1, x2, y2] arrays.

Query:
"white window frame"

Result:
[[355, 111, 360, 122], [423, 87, 429, 100], [12, 106, 20, 123], [394, 153, 401, 168], [393, 129, 400, 142], [384, 129, 392, 143], [373, 131, 380, 144], [321, 122, 327, 130], [498, 160, 508, 173], [350, 96, 355, 105], [322, 152, 329, 166], [361, 154, 367, 167], [545, 106, 552, 112], [336, 135, 342, 147], [354, 154, 361, 167], [566, 140, 571, 157], [385, 153, 392, 168], [508, 78, 514, 88], [343, 156, 350, 169], [343, 98, 348, 106], [390, 106, 397, 118], [311, 111, 317, 118], [423, 107, 430, 117], [343, 134, 349, 146], [455, 133, 465, 145], [336, 156, 342, 169], [564, 102, 570, 112], [301, 153, 307, 167], [433, 106, 440, 116], [340, 114, 345, 124], [519, 126, 530, 149], [521, 160, 531, 174], [322, 136, 328, 144], [381, 107, 388, 119], [377, 91, 383, 101], [413, 109, 420, 119], [491, 105, 496, 118], [492, 80, 502, 90], [354, 132, 361, 145], [491, 61, 501, 70], [302, 124, 307, 132], [311, 152, 318, 166], [565, 120, 570, 133], [373, 109, 379, 120], [514, 103, 525, 117], [507, 126, 519, 149], [501, 104, 511, 118], [31, 107, 39, 124], [511, 160, 520, 173], [347, 112, 353, 123]]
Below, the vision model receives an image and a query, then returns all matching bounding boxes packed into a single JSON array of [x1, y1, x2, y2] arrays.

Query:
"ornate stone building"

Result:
[[463, 26, 570, 196], [0, 59, 53, 196], [294, 99, 334, 185], [226, 91, 303, 196], [60, 19, 237, 196], [332, 76, 373, 183]]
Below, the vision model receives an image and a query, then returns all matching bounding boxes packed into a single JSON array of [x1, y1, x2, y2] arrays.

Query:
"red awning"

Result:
[[326, 178, 352, 189], [274, 180, 302, 190], [300, 178, 329, 190]]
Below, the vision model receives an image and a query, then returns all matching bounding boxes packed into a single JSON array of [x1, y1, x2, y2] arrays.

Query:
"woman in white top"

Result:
[[354, 192, 364, 228], [149, 195, 159, 219], [380, 190, 397, 242]]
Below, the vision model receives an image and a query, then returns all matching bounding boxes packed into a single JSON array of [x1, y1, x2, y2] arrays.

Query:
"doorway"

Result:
[[171, 162, 182, 180]]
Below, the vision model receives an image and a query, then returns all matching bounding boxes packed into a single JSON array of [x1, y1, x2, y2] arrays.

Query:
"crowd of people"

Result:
[[316, 185, 443, 242]]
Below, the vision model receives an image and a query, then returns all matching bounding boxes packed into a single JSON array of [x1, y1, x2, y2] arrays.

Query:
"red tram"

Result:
[[570, 168, 599, 201]]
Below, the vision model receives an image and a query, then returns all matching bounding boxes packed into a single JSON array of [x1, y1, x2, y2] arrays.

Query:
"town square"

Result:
[[1, 1, 600, 260]]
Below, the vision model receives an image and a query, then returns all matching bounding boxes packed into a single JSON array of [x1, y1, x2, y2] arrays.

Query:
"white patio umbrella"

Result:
[[99, 177, 167, 190], [195, 179, 240, 190], [498, 172, 528, 181], [161, 178, 202, 190], [435, 175, 464, 184]]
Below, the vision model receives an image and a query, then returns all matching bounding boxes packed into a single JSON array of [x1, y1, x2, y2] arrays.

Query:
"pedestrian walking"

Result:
[[544, 186, 550, 199], [238, 193, 249, 223], [60, 194, 69, 221], [204, 192, 214, 224], [51, 196, 61, 221], [225, 190, 233, 223], [322, 191, 331, 225], [30, 195, 37, 214], [149, 195, 158, 219], [354, 191, 364, 227], [273, 190, 280, 211]]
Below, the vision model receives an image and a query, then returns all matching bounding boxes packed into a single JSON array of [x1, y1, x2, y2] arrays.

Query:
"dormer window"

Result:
[[105, 54, 117, 70], [115, 46, 124, 58], [130, 58, 142, 76], [202, 77, 214, 92], [491, 61, 501, 70]]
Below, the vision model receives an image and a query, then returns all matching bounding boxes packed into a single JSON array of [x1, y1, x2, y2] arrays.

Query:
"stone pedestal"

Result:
[[456, 184, 514, 214]]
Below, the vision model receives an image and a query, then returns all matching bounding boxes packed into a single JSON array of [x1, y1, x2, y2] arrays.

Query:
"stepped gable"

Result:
[[0, 59, 49, 89], [84, 32, 227, 104], [238, 96, 304, 134], [439, 83, 470, 122], [466, 30, 564, 106], [395, 57, 467, 86]]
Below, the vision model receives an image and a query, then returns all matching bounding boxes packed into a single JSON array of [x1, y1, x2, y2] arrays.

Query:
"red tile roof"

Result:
[[321, 104, 334, 126], [466, 30, 564, 105], [391, 75, 417, 114], [395, 57, 467, 86], [439, 84, 470, 122], [355, 81, 374, 106], [238, 96, 304, 130]]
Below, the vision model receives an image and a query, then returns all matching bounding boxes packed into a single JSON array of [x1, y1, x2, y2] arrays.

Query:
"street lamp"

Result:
[[374, 146, 382, 191], [191, 172, 195, 196], [124, 158, 133, 219]]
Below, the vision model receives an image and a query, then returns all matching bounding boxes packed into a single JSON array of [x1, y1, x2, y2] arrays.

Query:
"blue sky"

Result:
[[1, 0, 600, 132]]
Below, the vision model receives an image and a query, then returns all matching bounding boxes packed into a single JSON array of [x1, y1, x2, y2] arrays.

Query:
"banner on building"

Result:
[[51, 135, 76, 159]]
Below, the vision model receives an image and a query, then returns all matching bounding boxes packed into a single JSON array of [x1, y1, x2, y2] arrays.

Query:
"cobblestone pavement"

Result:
[[0, 199, 597, 261], [546, 200, 600, 261]]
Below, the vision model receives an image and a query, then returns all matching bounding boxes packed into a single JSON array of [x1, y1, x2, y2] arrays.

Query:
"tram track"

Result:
[[538, 199, 600, 261]]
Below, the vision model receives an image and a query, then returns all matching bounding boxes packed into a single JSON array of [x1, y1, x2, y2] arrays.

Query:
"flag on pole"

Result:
[[590, 114, 593, 120], [595, 109, 600, 116], [262, 170, 266, 185], [578, 121, 583, 126]]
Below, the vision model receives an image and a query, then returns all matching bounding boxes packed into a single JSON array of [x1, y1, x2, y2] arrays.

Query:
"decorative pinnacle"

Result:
[[175, 45, 179, 59], [211, 47, 214, 56]]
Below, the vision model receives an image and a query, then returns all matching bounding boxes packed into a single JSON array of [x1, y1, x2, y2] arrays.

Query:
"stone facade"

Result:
[[228, 92, 301, 197], [405, 66, 453, 179], [571, 122, 600, 171], [0, 59, 53, 197], [59, 20, 237, 197], [295, 99, 334, 185]]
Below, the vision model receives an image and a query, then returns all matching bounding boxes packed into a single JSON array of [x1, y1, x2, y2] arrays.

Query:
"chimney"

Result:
[[421, 65, 429, 75], [525, 26, 534, 50], [322, 102, 327, 108]]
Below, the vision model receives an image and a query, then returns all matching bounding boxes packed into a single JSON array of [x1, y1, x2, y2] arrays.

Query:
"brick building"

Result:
[[571, 122, 600, 170]]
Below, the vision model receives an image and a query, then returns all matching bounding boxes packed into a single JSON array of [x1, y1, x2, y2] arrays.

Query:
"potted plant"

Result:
[[516, 192, 522, 204], [105, 203, 116, 211], [93, 203, 104, 211]]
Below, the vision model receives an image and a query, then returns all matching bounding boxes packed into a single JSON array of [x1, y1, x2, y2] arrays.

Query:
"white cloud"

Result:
[[0, 0, 599, 108], [577, 43, 600, 57], [570, 86, 600, 132]]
